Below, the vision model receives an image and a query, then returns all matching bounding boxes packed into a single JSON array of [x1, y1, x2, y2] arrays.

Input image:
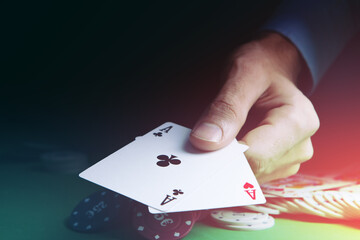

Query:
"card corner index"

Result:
[[159, 122, 188, 130], [163, 121, 176, 126]]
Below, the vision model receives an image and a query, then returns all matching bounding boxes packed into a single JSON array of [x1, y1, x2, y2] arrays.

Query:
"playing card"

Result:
[[261, 174, 354, 198], [149, 143, 265, 213], [80, 122, 262, 212]]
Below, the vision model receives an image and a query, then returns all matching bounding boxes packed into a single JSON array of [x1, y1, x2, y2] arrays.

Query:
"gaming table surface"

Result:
[[3, 35, 360, 239], [2, 59, 360, 240], [2, 160, 360, 240]]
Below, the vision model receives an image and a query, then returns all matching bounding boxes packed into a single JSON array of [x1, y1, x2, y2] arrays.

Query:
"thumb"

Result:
[[190, 60, 268, 151]]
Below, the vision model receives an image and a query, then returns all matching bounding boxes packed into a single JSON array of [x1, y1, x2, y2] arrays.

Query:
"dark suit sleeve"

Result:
[[262, 0, 360, 93]]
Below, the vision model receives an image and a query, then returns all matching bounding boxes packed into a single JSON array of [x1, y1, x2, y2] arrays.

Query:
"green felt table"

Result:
[[2, 161, 360, 240]]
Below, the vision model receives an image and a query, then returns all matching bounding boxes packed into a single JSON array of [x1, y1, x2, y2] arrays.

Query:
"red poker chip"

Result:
[[192, 211, 201, 221], [190, 210, 209, 222], [132, 204, 196, 240], [196, 210, 210, 221]]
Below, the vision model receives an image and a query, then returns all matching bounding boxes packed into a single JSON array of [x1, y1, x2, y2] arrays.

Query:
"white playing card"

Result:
[[80, 122, 262, 212], [149, 142, 266, 213]]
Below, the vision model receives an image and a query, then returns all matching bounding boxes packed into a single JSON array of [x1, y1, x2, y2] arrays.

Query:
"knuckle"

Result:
[[286, 108, 304, 129], [300, 139, 314, 162], [249, 159, 262, 175], [303, 97, 320, 134], [310, 111, 320, 134], [285, 95, 320, 137], [246, 152, 268, 176], [233, 57, 253, 74], [230, 43, 267, 77], [284, 164, 301, 178], [232, 50, 264, 77]]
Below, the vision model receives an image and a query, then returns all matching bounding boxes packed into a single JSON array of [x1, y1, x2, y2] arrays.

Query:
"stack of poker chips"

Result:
[[131, 203, 199, 239], [209, 209, 275, 231], [68, 190, 132, 232], [68, 175, 360, 238], [67, 190, 210, 239], [247, 189, 360, 220], [68, 190, 274, 240], [247, 173, 360, 220]]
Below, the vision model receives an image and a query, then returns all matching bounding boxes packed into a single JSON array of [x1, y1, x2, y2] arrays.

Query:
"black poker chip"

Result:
[[68, 190, 131, 232], [132, 203, 196, 240]]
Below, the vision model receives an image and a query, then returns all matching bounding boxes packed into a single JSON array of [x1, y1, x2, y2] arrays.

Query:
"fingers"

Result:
[[189, 33, 319, 185], [242, 85, 319, 172], [248, 138, 314, 184], [190, 56, 270, 151], [257, 164, 301, 185]]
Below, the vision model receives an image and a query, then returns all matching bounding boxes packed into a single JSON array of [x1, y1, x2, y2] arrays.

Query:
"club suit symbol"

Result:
[[160, 189, 184, 206], [156, 155, 181, 167], [153, 132, 163, 137], [173, 189, 184, 195]]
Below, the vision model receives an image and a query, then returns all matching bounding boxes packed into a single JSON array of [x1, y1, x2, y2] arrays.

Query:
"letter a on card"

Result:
[[243, 182, 256, 200]]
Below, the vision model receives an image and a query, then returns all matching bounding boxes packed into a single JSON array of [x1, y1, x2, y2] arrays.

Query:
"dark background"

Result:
[[1, 1, 280, 163], [1, 2, 360, 239]]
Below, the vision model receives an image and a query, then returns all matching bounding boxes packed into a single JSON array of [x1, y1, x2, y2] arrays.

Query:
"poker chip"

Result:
[[338, 192, 360, 210], [264, 202, 289, 213], [192, 210, 210, 222], [211, 210, 269, 226], [68, 190, 130, 232], [278, 199, 302, 214], [264, 193, 278, 198], [323, 192, 358, 218], [339, 184, 360, 192], [336, 192, 360, 218], [320, 191, 359, 219], [132, 203, 196, 240], [243, 205, 281, 215], [193, 211, 201, 221], [322, 191, 347, 211], [312, 192, 345, 214], [220, 215, 275, 231], [333, 191, 360, 218], [325, 191, 358, 215], [327, 191, 350, 208], [261, 173, 360, 220], [266, 199, 291, 213], [302, 195, 343, 219], [350, 193, 360, 208], [292, 199, 327, 217], [41, 150, 89, 174], [354, 200, 360, 209]]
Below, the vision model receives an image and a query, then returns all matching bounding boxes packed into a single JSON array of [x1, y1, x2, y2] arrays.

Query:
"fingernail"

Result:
[[191, 122, 222, 142]]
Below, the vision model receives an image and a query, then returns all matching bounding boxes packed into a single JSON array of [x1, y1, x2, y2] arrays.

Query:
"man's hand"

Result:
[[190, 32, 320, 184]]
